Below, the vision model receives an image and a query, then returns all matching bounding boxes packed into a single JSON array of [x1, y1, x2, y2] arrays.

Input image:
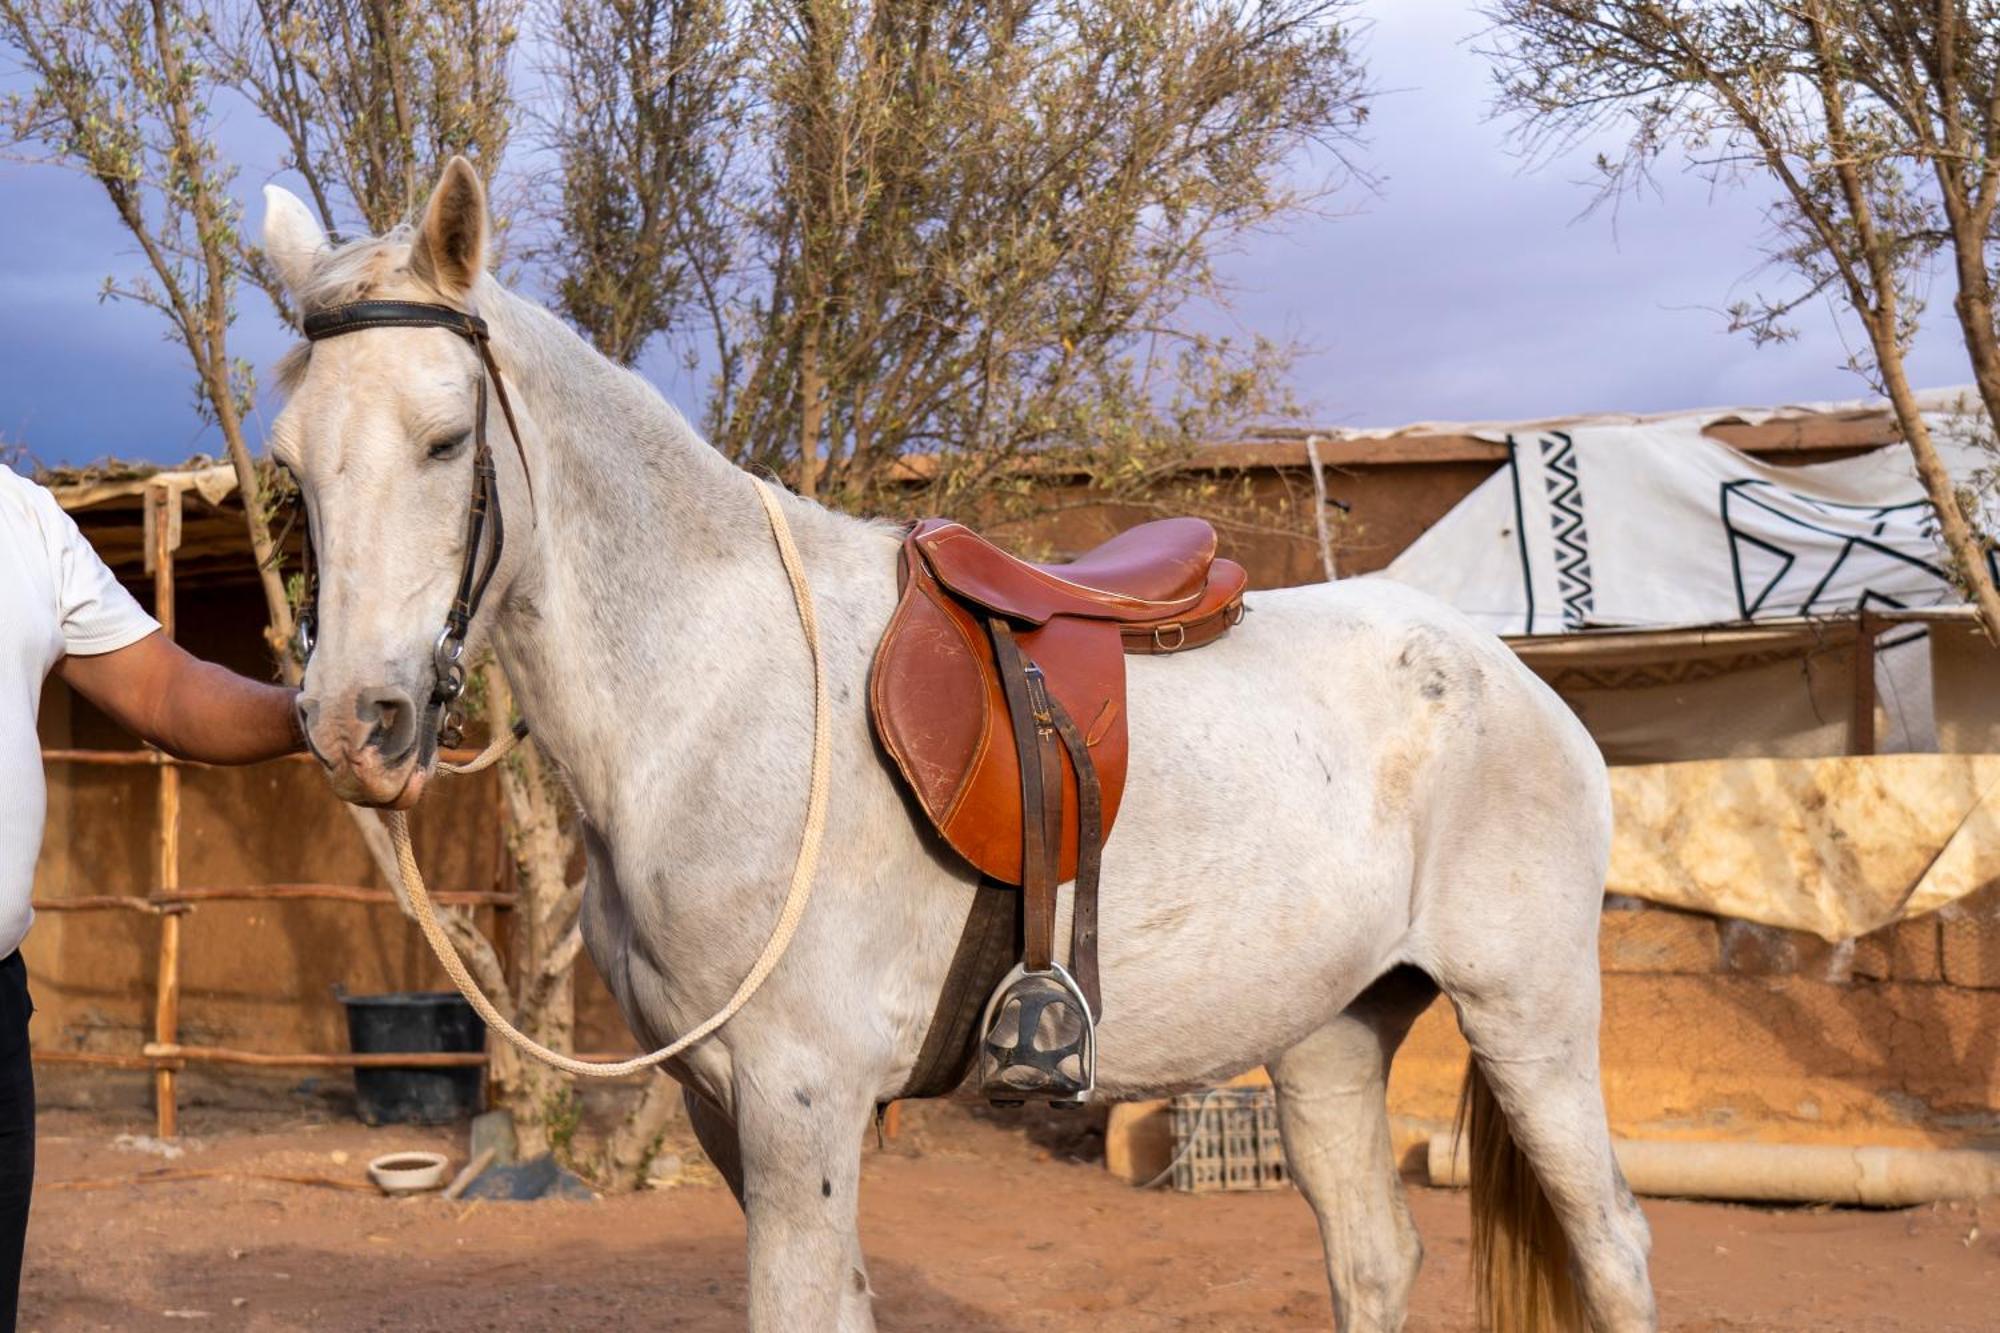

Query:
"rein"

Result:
[[294, 297, 830, 1077], [388, 479, 829, 1077]]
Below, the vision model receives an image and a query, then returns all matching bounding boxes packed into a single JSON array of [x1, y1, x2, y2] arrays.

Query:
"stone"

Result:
[[644, 1153, 685, 1189], [1891, 916, 1943, 983], [457, 1153, 595, 1202], [1941, 915, 2000, 990], [469, 1109, 518, 1166], [1849, 927, 1894, 982], [1717, 920, 1841, 979]]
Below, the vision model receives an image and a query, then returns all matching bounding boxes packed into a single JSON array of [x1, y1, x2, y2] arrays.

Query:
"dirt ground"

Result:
[[21, 1099, 1998, 1332]]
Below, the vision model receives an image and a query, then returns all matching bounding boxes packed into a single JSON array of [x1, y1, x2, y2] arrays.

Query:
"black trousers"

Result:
[[0, 953, 32, 1333]]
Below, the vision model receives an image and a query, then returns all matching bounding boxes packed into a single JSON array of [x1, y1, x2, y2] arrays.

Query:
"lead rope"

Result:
[[383, 479, 831, 1078]]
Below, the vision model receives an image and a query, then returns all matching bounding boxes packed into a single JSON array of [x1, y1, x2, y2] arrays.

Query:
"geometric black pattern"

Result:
[[1538, 431, 1595, 628], [1720, 479, 1959, 620]]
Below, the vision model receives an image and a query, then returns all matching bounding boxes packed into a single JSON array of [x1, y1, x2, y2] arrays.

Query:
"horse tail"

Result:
[[1459, 1059, 1585, 1333]]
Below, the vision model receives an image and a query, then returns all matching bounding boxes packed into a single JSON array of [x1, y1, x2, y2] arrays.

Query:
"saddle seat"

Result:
[[916, 517, 1222, 624]]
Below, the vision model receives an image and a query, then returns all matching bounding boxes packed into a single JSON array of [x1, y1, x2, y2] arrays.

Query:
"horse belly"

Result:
[[1085, 593, 1431, 1096]]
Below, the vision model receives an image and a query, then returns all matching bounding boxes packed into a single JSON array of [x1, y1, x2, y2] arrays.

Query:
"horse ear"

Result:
[[412, 156, 488, 298], [261, 185, 327, 297]]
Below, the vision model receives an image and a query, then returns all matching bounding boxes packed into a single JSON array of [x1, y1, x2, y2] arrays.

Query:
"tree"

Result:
[[218, 0, 605, 1163], [1, 0, 597, 1164], [534, 0, 743, 367], [0, 0, 295, 653], [1481, 0, 2000, 641], [212, 0, 520, 318], [538, 0, 1371, 524]]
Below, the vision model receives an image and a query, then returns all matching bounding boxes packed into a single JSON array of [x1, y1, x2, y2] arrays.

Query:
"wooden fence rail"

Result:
[[33, 481, 527, 1135]]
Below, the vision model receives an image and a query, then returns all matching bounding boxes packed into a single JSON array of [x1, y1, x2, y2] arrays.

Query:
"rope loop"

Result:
[[386, 478, 830, 1078]]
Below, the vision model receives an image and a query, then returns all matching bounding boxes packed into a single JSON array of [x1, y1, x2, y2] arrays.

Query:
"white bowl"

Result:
[[367, 1150, 450, 1195]]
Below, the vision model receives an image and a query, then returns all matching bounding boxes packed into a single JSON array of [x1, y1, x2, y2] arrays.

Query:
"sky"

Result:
[[0, 0, 1977, 470]]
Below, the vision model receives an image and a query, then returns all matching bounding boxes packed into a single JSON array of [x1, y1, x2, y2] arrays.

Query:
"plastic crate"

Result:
[[1167, 1086, 1289, 1193]]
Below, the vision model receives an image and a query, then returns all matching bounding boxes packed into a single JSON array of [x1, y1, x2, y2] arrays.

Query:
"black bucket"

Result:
[[339, 991, 485, 1126]]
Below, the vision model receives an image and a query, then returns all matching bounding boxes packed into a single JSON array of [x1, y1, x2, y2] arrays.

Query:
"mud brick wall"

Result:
[[1384, 894, 2000, 1150], [35, 449, 1997, 1138]]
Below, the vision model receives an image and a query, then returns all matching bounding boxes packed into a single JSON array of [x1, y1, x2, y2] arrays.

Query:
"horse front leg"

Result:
[[736, 1073, 876, 1332]]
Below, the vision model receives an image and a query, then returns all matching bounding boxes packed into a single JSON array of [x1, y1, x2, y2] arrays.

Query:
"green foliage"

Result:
[[542, 1085, 582, 1166]]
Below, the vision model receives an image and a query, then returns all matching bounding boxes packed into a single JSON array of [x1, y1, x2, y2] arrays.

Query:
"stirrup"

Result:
[[976, 961, 1095, 1107]]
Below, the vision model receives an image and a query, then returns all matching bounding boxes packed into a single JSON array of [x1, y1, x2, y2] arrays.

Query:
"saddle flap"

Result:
[[870, 544, 1127, 885]]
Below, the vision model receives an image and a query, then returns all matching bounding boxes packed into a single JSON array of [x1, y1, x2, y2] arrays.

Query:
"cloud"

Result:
[[1211, 0, 1972, 426], [1, 0, 1978, 468]]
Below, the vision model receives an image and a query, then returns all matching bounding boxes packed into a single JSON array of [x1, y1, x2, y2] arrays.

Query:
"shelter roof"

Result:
[[23, 386, 1972, 588]]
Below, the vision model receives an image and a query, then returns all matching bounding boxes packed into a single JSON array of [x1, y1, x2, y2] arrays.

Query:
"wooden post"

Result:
[[148, 484, 183, 1138], [1849, 613, 1878, 758]]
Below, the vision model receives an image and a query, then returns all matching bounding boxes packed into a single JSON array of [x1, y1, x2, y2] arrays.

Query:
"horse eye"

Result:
[[425, 432, 469, 462]]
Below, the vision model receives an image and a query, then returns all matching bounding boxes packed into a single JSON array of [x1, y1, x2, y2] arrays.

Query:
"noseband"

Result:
[[296, 299, 534, 751]]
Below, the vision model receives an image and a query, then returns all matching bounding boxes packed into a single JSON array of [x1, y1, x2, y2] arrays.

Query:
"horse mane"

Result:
[[267, 219, 836, 543]]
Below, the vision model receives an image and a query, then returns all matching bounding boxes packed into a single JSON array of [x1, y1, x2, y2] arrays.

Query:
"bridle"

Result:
[[294, 299, 534, 751]]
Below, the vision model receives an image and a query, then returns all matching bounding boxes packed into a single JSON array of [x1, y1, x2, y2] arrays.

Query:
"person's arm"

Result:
[[57, 632, 303, 765]]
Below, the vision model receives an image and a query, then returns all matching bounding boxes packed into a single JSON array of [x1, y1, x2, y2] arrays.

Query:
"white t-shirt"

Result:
[[1, 469, 159, 957]]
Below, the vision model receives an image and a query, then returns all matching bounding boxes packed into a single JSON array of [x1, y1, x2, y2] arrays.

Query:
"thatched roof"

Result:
[[32, 458, 262, 588]]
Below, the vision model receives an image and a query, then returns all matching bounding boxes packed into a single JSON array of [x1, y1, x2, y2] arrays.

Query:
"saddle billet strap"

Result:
[[988, 618, 1063, 975], [894, 875, 1019, 1100]]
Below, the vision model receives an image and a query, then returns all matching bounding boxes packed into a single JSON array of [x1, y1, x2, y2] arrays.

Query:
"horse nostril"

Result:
[[354, 687, 418, 761]]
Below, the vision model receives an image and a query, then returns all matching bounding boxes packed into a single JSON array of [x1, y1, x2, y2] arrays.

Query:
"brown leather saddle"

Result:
[[870, 517, 1246, 1102]]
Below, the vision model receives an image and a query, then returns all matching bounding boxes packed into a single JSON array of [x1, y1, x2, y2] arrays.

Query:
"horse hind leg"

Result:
[[1441, 945, 1657, 1332], [1269, 964, 1437, 1332]]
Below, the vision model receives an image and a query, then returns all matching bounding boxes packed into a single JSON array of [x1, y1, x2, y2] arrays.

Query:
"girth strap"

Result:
[[895, 877, 1019, 1100]]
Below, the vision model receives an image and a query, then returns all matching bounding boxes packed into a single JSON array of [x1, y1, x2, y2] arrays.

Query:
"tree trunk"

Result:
[[599, 1074, 686, 1189], [481, 665, 583, 1161], [1871, 328, 2000, 643], [1799, 12, 2000, 645], [210, 391, 300, 675], [1942, 221, 2000, 465], [798, 330, 824, 500]]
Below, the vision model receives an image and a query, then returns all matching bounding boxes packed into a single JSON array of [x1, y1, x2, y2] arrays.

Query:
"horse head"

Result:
[[264, 158, 530, 808]]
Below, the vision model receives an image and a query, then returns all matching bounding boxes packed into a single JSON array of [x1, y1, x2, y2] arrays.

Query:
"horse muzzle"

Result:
[[300, 685, 435, 809]]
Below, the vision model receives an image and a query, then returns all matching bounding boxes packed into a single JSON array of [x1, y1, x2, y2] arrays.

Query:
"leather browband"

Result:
[[301, 300, 489, 342]]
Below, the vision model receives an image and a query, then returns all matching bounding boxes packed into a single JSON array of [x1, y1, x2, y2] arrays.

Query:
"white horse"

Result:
[[264, 159, 1656, 1332]]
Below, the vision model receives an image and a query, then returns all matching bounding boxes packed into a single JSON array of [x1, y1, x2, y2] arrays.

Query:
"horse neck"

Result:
[[476, 286, 838, 816]]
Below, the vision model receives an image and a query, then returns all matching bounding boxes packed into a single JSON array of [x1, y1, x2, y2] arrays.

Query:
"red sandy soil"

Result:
[[21, 1101, 1997, 1332]]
